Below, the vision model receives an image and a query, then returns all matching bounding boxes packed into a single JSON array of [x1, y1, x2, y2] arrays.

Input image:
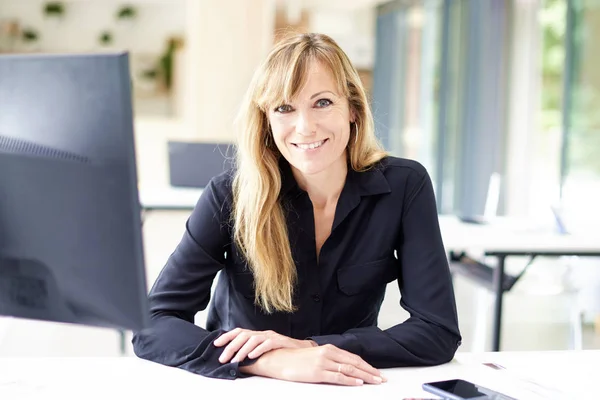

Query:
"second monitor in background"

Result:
[[168, 141, 235, 188]]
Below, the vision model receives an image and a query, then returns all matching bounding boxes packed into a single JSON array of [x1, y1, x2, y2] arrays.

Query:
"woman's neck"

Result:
[[292, 156, 348, 210]]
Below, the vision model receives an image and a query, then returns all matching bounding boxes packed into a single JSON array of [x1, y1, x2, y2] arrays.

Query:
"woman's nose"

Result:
[[295, 111, 316, 136]]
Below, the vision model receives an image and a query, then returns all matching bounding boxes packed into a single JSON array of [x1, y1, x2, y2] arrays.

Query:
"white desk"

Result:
[[138, 185, 202, 211], [439, 215, 600, 352], [439, 215, 600, 255], [0, 350, 597, 399]]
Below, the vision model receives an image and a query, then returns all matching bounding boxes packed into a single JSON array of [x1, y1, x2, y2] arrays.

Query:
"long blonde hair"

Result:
[[232, 33, 387, 313]]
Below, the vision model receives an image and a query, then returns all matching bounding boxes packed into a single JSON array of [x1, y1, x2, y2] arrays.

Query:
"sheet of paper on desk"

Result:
[[481, 362, 565, 399], [452, 351, 600, 399]]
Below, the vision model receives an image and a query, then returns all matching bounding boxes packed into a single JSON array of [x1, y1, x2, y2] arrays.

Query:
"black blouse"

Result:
[[132, 156, 462, 379]]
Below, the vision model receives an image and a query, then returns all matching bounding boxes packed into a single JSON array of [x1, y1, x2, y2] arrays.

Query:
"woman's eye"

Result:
[[275, 104, 293, 113], [315, 99, 332, 108]]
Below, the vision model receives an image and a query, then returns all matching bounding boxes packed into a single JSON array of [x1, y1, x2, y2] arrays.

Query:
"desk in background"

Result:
[[440, 215, 600, 352], [1, 350, 597, 399], [138, 140, 231, 212], [139, 185, 202, 212]]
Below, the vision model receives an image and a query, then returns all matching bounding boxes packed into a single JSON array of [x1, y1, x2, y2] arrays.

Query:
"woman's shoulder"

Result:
[[375, 155, 430, 181], [203, 168, 236, 204], [364, 156, 432, 201], [209, 168, 235, 188]]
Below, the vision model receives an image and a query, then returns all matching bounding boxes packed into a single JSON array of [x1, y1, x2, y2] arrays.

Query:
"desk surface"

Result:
[[1, 350, 597, 399], [139, 185, 202, 211], [439, 216, 600, 254]]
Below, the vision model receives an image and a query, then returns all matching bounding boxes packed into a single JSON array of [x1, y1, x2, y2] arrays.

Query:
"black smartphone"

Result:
[[422, 379, 518, 400]]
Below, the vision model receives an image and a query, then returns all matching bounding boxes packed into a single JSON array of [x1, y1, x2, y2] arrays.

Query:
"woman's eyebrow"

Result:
[[310, 90, 336, 100]]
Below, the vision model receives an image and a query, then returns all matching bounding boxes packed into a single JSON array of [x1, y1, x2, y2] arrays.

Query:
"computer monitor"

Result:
[[0, 52, 149, 331], [168, 141, 235, 188]]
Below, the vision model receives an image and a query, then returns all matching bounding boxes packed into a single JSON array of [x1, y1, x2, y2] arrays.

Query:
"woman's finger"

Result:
[[214, 328, 244, 347], [321, 370, 364, 386], [325, 345, 383, 379], [324, 360, 383, 385], [247, 338, 279, 359], [231, 335, 266, 363], [219, 332, 251, 363]]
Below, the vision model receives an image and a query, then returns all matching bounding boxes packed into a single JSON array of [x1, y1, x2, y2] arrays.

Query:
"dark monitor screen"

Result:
[[168, 141, 235, 188], [0, 52, 149, 331]]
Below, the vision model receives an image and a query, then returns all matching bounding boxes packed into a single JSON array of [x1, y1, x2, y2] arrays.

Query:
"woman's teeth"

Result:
[[296, 139, 326, 150]]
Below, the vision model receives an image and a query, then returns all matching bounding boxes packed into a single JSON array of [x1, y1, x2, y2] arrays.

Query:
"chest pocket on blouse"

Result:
[[337, 257, 398, 296], [228, 263, 256, 299]]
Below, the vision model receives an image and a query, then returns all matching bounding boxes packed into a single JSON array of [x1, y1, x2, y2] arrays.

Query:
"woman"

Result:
[[132, 33, 461, 386]]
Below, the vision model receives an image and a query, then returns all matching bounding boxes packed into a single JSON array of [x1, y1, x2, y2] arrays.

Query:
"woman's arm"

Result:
[[132, 176, 252, 379], [309, 165, 462, 368]]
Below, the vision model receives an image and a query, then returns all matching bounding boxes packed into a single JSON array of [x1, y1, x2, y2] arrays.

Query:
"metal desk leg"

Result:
[[492, 255, 506, 351], [119, 330, 126, 356]]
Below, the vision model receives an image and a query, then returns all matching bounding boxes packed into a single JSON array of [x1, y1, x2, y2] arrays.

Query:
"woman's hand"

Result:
[[240, 344, 387, 386], [214, 328, 315, 363]]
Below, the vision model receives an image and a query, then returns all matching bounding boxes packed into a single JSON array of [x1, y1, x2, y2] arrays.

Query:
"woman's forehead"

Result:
[[300, 61, 338, 87], [263, 59, 346, 106]]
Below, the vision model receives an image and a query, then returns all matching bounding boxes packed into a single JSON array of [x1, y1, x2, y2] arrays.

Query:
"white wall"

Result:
[[309, 6, 376, 69], [0, 0, 189, 188], [0, 0, 185, 54], [0, 0, 188, 117]]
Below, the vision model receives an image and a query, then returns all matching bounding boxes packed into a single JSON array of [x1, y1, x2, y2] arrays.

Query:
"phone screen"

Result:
[[426, 379, 487, 399]]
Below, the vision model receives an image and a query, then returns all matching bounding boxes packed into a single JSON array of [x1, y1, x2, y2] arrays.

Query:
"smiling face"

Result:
[[267, 59, 353, 177]]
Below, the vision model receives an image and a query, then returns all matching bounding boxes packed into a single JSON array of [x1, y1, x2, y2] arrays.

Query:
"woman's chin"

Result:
[[290, 160, 328, 176]]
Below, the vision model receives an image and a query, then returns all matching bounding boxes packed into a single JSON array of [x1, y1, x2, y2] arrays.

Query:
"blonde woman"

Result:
[[132, 33, 461, 386]]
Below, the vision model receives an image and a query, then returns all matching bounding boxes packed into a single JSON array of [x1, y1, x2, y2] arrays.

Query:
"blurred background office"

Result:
[[0, 0, 598, 356]]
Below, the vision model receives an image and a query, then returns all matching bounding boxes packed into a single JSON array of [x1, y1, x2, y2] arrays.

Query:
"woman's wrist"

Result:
[[239, 363, 258, 375], [238, 342, 315, 376], [238, 340, 316, 376]]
